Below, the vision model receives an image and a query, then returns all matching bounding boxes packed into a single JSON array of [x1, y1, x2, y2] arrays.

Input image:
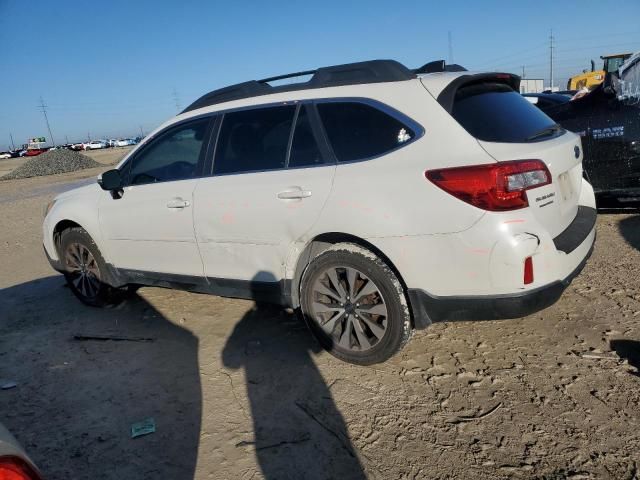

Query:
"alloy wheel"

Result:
[[310, 266, 388, 352], [64, 242, 101, 299]]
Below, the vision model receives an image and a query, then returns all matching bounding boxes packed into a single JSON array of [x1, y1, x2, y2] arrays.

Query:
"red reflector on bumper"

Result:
[[524, 256, 534, 285]]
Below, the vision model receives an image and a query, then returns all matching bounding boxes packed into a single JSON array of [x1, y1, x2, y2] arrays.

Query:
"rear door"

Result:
[[193, 103, 335, 283], [448, 80, 583, 237]]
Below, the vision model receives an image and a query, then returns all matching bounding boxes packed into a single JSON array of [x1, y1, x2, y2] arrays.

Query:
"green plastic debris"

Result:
[[131, 418, 156, 439]]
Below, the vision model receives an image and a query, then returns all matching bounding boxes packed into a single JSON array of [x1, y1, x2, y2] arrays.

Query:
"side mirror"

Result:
[[99, 169, 123, 191]]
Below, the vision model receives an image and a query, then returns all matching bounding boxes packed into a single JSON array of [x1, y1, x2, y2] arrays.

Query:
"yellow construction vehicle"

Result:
[[567, 53, 632, 90]]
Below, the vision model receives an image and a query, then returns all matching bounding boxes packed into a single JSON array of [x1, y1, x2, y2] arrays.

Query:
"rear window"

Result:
[[452, 82, 562, 143], [317, 102, 414, 162]]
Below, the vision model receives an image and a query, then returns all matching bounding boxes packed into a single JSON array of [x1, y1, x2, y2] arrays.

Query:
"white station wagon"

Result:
[[43, 59, 596, 364]]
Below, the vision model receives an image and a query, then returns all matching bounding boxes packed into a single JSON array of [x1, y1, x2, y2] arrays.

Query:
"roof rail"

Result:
[[182, 59, 416, 113]]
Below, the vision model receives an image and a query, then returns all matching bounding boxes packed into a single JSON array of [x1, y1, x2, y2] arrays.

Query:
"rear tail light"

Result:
[[524, 256, 534, 285], [0, 456, 42, 480], [425, 160, 551, 211]]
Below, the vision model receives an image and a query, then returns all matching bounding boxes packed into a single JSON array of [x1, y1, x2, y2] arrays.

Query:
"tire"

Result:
[[300, 243, 412, 365], [59, 227, 117, 307]]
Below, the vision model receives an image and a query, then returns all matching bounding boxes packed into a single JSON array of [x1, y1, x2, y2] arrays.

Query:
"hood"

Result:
[[54, 178, 101, 202]]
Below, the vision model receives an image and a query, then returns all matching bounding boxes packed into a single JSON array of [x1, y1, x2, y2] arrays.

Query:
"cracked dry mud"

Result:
[[0, 162, 639, 479]]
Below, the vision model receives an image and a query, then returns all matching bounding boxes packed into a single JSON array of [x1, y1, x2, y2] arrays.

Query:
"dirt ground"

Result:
[[0, 157, 639, 479]]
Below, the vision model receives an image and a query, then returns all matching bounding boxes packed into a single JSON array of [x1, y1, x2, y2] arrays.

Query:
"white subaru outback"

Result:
[[43, 60, 596, 365]]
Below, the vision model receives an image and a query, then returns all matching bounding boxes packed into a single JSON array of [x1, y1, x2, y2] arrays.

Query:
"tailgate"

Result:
[[479, 132, 584, 237]]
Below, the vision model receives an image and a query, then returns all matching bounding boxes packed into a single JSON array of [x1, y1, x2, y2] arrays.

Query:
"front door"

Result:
[[99, 117, 212, 277]]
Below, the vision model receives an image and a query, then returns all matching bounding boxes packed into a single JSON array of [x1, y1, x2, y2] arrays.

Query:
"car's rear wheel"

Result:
[[60, 227, 116, 307], [300, 243, 412, 365]]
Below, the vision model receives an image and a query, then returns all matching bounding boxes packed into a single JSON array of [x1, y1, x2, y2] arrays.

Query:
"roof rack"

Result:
[[182, 59, 466, 113]]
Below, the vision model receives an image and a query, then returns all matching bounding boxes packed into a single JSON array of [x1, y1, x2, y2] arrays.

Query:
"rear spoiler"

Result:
[[436, 73, 521, 113]]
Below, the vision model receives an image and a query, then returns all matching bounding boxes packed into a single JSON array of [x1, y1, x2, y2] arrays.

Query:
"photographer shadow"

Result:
[[222, 272, 366, 480]]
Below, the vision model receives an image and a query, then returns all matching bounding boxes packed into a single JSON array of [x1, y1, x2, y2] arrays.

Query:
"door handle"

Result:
[[166, 198, 191, 209], [277, 188, 312, 200]]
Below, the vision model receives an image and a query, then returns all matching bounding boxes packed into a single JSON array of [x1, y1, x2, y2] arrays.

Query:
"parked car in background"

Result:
[[0, 152, 11, 159], [115, 138, 134, 147], [43, 59, 596, 365], [0, 422, 42, 480], [523, 93, 571, 110], [84, 140, 106, 150]]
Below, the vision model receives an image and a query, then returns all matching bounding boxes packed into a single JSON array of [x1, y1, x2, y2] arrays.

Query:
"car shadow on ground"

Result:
[[0, 276, 201, 480], [222, 273, 366, 480], [618, 215, 640, 252], [610, 339, 640, 377]]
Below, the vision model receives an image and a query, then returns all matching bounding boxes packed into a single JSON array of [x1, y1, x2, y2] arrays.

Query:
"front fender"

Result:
[[43, 187, 105, 262]]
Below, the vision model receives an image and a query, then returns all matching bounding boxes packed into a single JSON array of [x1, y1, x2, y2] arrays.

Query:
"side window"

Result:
[[288, 105, 326, 168], [128, 118, 209, 185], [213, 105, 296, 175], [317, 102, 414, 162]]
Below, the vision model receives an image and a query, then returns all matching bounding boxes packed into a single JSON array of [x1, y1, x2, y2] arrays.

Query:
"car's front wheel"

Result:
[[59, 227, 116, 307], [300, 243, 412, 365]]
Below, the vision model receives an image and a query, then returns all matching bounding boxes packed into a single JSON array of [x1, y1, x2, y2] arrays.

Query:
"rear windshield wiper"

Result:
[[525, 124, 564, 142]]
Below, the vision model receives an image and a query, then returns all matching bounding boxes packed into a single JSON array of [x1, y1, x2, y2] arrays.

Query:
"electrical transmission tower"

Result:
[[37, 96, 56, 147], [172, 88, 181, 112], [549, 29, 554, 90]]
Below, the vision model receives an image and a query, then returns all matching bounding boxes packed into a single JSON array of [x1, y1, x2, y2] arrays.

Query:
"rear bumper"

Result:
[[408, 225, 595, 328]]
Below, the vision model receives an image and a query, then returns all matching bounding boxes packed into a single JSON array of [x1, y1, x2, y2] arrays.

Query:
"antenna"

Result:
[[37, 96, 56, 147], [448, 31, 454, 64]]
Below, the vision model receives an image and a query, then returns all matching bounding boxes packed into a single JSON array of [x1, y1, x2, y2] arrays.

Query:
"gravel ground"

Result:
[[0, 170, 639, 480], [1, 150, 102, 181]]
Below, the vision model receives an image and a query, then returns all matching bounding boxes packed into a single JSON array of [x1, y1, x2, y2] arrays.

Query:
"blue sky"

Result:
[[1, 0, 639, 150]]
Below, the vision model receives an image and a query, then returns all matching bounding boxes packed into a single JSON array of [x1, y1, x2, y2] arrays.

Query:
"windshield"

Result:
[[452, 82, 563, 143], [605, 57, 626, 73]]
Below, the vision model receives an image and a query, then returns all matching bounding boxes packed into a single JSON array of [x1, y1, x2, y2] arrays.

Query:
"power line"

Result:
[[470, 37, 640, 71], [37, 96, 56, 147]]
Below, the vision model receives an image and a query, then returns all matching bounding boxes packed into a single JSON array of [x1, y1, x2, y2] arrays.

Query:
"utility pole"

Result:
[[447, 31, 454, 64], [139, 125, 144, 138], [521, 65, 526, 79], [549, 29, 554, 91], [65, 135, 69, 144], [172, 87, 181, 112], [9, 133, 15, 150], [38, 96, 56, 146]]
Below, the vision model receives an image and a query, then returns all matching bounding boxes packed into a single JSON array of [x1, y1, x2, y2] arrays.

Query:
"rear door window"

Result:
[[317, 101, 415, 162], [213, 105, 296, 175], [452, 82, 562, 143]]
